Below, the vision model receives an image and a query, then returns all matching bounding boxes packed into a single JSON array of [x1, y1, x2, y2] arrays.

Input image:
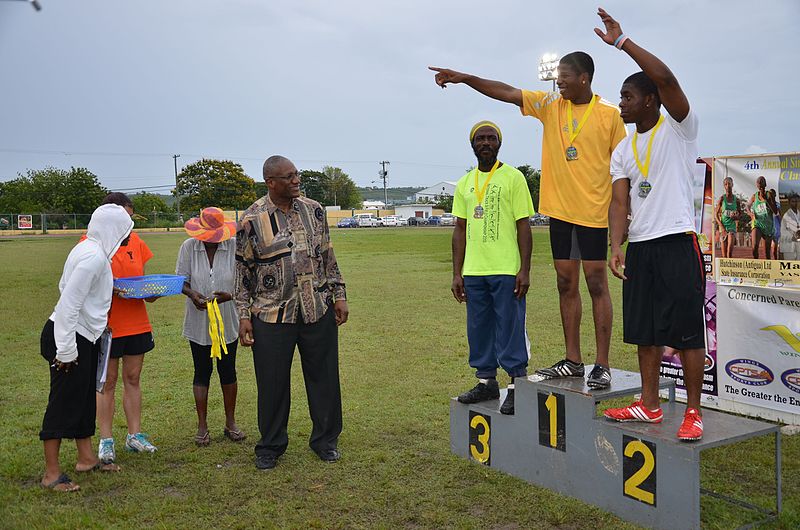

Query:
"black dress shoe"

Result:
[[255, 454, 278, 470], [315, 449, 341, 463]]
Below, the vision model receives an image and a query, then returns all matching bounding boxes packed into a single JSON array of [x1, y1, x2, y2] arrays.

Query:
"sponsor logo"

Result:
[[704, 354, 715, 372], [725, 359, 774, 386], [762, 325, 800, 353], [781, 368, 800, 395]]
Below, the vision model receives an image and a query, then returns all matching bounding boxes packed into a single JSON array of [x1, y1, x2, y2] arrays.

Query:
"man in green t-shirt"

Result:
[[452, 121, 535, 415]]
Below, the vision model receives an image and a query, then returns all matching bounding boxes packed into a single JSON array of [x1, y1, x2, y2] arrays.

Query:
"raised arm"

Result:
[[595, 8, 689, 122], [429, 66, 523, 107]]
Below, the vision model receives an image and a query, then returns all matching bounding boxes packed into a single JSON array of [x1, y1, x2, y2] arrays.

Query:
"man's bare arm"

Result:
[[429, 66, 523, 107]]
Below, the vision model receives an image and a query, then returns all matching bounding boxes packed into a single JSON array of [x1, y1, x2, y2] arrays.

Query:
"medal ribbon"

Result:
[[566, 95, 598, 145], [632, 114, 665, 180], [474, 159, 500, 206], [207, 298, 229, 360]]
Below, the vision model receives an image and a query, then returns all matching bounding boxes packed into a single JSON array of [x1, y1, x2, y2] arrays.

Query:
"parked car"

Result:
[[530, 213, 550, 226], [378, 215, 398, 227], [336, 217, 358, 228], [354, 213, 378, 227], [427, 215, 442, 226], [407, 216, 426, 226], [396, 216, 408, 226], [439, 213, 455, 226]]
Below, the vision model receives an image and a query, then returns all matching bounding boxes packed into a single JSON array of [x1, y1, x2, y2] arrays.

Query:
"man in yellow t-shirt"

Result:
[[452, 121, 535, 415], [431, 52, 626, 389]]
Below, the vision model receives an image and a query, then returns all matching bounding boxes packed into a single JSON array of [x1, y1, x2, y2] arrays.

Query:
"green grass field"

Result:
[[0, 228, 796, 529]]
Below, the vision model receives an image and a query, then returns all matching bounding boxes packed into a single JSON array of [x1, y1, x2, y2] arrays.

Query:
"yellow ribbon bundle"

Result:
[[207, 298, 228, 360]]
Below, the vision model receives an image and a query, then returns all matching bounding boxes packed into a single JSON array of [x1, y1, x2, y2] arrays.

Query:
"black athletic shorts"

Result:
[[110, 332, 155, 359], [623, 232, 706, 349], [549, 217, 608, 261]]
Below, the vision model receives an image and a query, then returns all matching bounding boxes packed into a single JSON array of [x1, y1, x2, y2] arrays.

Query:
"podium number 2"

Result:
[[623, 435, 656, 506], [537, 392, 565, 451], [469, 411, 490, 465]]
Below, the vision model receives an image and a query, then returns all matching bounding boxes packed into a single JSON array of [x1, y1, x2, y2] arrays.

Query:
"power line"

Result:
[[0, 147, 467, 169]]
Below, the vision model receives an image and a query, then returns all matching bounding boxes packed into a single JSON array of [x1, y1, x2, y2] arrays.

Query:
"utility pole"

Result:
[[379, 161, 390, 208], [173, 154, 181, 221]]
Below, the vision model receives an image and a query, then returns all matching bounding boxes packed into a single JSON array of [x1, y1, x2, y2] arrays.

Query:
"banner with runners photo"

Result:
[[713, 152, 800, 288]]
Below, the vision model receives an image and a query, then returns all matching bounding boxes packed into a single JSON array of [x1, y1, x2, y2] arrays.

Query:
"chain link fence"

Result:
[[0, 212, 186, 232]]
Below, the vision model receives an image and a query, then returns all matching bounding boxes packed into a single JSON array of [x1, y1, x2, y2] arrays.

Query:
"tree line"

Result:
[[0, 160, 364, 215], [0, 161, 541, 216]]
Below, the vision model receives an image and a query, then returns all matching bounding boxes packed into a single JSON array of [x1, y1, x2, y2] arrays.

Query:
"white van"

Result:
[[354, 213, 378, 227]]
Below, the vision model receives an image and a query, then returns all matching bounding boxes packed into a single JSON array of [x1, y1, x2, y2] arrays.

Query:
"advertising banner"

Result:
[[713, 153, 800, 287], [717, 284, 800, 422], [697, 159, 715, 276], [17, 214, 32, 229], [660, 280, 718, 400]]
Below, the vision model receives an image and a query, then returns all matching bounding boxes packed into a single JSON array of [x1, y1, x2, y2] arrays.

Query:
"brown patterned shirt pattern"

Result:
[[234, 194, 347, 324]]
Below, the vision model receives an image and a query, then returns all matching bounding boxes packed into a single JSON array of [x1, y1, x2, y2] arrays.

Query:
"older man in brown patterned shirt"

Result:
[[235, 155, 349, 470]]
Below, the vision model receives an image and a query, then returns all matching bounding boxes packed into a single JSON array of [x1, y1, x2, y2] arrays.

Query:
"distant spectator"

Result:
[[780, 194, 800, 260]]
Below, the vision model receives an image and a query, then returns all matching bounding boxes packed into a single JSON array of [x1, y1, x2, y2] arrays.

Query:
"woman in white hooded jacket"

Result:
[[39, 204, 133, 492]]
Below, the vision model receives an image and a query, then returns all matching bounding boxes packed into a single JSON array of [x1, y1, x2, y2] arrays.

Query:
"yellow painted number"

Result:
[[469, 414, 490, 463], [545, 393, 557, 448], [624, 440, 655, 505]]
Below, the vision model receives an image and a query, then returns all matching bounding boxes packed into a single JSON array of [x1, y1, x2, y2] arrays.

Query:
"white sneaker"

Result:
[[125, 432, 157, 453], [98, 437, 116, 463]]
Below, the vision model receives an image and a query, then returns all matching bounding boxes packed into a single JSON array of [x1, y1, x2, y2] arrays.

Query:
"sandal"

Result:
[[223, 427, 247, 442], [76, 461, 121, 473], [195, 430, 211, 447], [42, 473, 80, 492]]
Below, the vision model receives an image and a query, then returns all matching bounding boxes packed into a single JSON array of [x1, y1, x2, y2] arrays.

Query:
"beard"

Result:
[[473, 147, 498, 167]]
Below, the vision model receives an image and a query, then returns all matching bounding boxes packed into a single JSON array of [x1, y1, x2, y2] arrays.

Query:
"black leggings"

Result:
[[190, 340, 238, 387]]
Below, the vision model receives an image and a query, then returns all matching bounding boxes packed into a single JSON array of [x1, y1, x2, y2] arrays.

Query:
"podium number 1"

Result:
[[469, 411, 490, 465], [623, 435, 657, 506], [537, 391, 565, 451]]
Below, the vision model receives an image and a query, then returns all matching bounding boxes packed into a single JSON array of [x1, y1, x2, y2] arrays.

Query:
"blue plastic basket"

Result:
[[114, 274, 186, 299]]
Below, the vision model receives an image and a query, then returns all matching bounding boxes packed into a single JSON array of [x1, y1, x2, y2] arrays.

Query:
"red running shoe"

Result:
[[603, 401, 663, 423], [677, 408, 703, 441]]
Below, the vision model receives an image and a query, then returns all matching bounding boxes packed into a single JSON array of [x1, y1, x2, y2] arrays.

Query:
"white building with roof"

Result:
[[362, 200, 386, 210], [414, 181, 458, 202]]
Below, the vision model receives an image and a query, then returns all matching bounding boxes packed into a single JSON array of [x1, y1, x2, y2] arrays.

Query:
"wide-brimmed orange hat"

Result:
[[184, 207, 237, 243]]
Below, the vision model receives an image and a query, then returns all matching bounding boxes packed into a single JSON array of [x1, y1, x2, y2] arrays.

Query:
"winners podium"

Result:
[[450, 368, 782, 529]]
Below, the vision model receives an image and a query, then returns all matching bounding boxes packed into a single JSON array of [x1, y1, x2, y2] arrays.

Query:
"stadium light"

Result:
[[0, 0, 41, 10], [538, 53, 559, 91]]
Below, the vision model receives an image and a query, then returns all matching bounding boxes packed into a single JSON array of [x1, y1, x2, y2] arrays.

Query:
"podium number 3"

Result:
[[469, 411, 490, 465], [623, 436, 656, 506]]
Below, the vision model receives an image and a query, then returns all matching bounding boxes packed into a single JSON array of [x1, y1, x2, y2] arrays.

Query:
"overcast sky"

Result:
[[1, 0, 797, 195]]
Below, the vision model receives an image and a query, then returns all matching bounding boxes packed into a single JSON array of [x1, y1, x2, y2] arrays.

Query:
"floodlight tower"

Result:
[[1, 0, 42, 10], [538, 53, 559, 91]]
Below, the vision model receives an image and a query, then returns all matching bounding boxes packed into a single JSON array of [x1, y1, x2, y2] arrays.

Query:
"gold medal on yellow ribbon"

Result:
[[632, 114, 665, 198], [565, 95, 598, 161], [473, 160, 500, 219]]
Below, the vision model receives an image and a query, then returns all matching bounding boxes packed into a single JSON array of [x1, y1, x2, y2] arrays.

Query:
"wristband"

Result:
[[615, 34, 629, 50]]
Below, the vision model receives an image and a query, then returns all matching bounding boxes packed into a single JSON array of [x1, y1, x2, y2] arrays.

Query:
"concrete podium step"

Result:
[[450, 367, 781, 530]]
